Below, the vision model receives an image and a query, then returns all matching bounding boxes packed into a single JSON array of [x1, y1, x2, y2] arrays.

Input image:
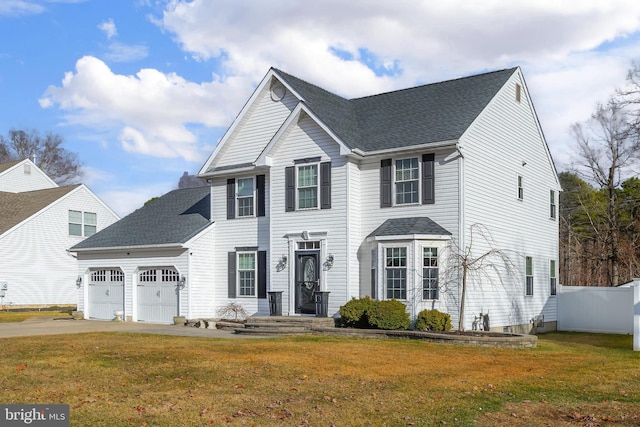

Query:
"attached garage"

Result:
[[137, 268, 181, 323], [88, 269, 124, 320]]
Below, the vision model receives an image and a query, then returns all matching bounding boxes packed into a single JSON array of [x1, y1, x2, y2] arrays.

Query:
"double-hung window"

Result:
[[237, 252, 256, 297], [297, 164, 318, 209], [237, 177, 255, 217], [423, 247, 439, 300], [69, 210, 97, 237], [549, 260, 557, 296], [385, 247, 407, 299], [525, 256, 534, 296], [550, 190, 556, 219], [517, 175, 524, 200], [395, 158, 419, 204]]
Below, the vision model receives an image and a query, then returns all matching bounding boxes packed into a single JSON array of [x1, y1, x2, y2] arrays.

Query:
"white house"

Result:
[[0, 159, 119, 307], [72, 67, 560, 331]]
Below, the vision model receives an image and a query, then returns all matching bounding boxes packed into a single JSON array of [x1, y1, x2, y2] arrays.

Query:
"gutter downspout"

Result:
[[457, 144, 465, 329]]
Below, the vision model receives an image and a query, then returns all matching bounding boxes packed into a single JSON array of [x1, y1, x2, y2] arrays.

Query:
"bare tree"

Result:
[[443, 223, 517, 331], [571, 101, 640, 286], [0, 129, 81, 184], [178, 171, 207, 189]]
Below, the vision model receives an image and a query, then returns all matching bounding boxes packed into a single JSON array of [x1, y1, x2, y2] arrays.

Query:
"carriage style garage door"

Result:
[[88, 269, 124, 320], [137, 268, 180, 323]]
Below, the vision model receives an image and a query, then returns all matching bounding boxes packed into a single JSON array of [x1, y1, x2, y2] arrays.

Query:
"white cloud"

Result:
[[0, 1, 43, 16], [155, 0, 640, 168], [39, 55, 250, 162], [104, 42, 149, 62], [98, 18, 117, 39]]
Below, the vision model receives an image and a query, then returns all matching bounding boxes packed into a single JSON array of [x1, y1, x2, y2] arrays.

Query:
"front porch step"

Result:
[[233, 316, 337, 335]]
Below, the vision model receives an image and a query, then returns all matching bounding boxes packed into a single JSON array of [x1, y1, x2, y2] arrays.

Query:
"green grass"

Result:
[[0, 332, 638, 426]]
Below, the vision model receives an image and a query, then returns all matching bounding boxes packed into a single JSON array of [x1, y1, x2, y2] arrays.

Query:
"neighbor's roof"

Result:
[[0, 159, 23, 174], [368, 217, 452, 238], [273, 67, 517, 152], [70, 186, 212, 251], [0, 185, 81, 235]]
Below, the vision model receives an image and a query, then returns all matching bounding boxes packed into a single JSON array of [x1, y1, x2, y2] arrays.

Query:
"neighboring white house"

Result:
[[0, 159, 119, 307], [71, 67, 560, 331]]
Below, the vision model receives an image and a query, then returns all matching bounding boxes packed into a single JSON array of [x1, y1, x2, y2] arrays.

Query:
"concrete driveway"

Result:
[[0, 316, 262, 339]]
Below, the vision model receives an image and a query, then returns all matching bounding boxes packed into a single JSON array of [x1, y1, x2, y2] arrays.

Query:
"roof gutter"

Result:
[[356, 139, 458, 157], [68, 242, 187, 253]]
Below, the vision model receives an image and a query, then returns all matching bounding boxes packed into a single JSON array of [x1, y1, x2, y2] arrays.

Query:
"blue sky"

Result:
[[2, 0, 640, 217]]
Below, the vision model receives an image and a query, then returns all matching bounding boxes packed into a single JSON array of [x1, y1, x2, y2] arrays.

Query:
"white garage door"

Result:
[[137, 268, 179, 323], [88, 269, 124, 320]]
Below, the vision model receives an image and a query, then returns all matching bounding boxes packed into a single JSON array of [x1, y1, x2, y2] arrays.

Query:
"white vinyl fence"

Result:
[[557, 280, 640, 351]]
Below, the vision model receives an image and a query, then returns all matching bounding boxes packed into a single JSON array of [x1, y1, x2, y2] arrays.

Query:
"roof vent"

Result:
[[24, 163, 31, 175], [270, 82, 286, 102]]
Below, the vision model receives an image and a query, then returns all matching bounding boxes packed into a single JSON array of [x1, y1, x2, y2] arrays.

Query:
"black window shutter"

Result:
[[257, 251, 267, 299], [285, 166, 295, 212], [256, 175, 266, 217], [422, 153, 435, 205], [226, 178, 235, 219], [380, 159, 392, 208], [228, 252, 236, 298], [320, 161, 331, 209]]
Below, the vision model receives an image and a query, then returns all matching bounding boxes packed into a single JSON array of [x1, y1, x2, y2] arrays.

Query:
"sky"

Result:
[[1, 0, 640, 217]]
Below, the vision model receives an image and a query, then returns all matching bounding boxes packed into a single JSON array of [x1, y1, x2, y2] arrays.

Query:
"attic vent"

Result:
[[515, 83, 522, 103], [24, 163, 31, 175], [270, 82, 286, 102]]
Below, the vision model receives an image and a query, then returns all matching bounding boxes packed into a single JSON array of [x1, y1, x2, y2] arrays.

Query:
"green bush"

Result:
[[415, 309, 452, 332], [339, 296, 375, 328], [367, 299, 410, 330]]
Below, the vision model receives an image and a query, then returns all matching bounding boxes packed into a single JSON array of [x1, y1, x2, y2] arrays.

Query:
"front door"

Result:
[[295, 251, 319, 314]]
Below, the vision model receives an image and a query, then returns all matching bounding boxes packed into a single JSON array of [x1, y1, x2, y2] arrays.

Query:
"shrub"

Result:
[[339, 296, 375, 328], [415, 309, 452, 332], [367, 299, 410, 330]]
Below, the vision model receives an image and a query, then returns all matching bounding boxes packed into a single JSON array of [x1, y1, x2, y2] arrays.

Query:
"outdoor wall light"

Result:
[[276, 255, 288, 272], [178, 275, 187, 289], [76, 276, 83, 288], [326, 254, 335, 269]]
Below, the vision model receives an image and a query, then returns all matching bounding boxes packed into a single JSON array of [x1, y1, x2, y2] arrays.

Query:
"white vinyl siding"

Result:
[[0, 160, 57, 192], [1, 186, 118, 306]]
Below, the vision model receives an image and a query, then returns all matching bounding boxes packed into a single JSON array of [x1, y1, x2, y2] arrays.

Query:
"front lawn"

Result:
[[0, 332, 638, 426], [0, 310, 70, 323]]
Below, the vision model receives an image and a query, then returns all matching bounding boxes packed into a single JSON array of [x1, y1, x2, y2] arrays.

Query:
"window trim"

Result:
[[394, 157, 420, 205], [549, 259, 557, 296], [517, 175, 524, 200], [384, 246, 408, 300], [296, 163, 320, 210], [236, 176, 255, 218], [422, 246, 439, 300], [237, 251, 257, 297], [69, 209, 97, 237], [525, 256, 534, 296], [550, 189, 556, 219]]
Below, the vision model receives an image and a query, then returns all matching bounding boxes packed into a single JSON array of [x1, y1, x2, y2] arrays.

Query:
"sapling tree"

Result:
[[443, 223, 517, 331]]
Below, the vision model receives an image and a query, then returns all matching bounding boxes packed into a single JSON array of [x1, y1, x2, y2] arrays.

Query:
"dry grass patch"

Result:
[[0, 332, 638, 426], [0, 310, 70, 323]]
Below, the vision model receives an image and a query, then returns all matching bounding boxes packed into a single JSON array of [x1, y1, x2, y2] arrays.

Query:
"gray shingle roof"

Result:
[[368, 217, 451, 238], [273, 67, 517, 151], [71, 186, 211, 251], [0, 185, 81, 234]]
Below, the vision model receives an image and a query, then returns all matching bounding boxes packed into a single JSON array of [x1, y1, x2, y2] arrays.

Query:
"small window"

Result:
[[297, 164, 318, 209], [515, 83, 521, 103], [423, 247, 439, 300], [385, 247, 407, 299], [517, 175, 523, 200], [298, 241, 320, 250], [550, 260, 557, 296], [238, 252, 256, 296], [525, 256, 534, 296], [69, 210, 82, 236], [237, 177, 255, 217], [84, 212, 97, 236], [550, 190, 556, 219], [69, 210, 97, 237], [395, 158, 419, 204]]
